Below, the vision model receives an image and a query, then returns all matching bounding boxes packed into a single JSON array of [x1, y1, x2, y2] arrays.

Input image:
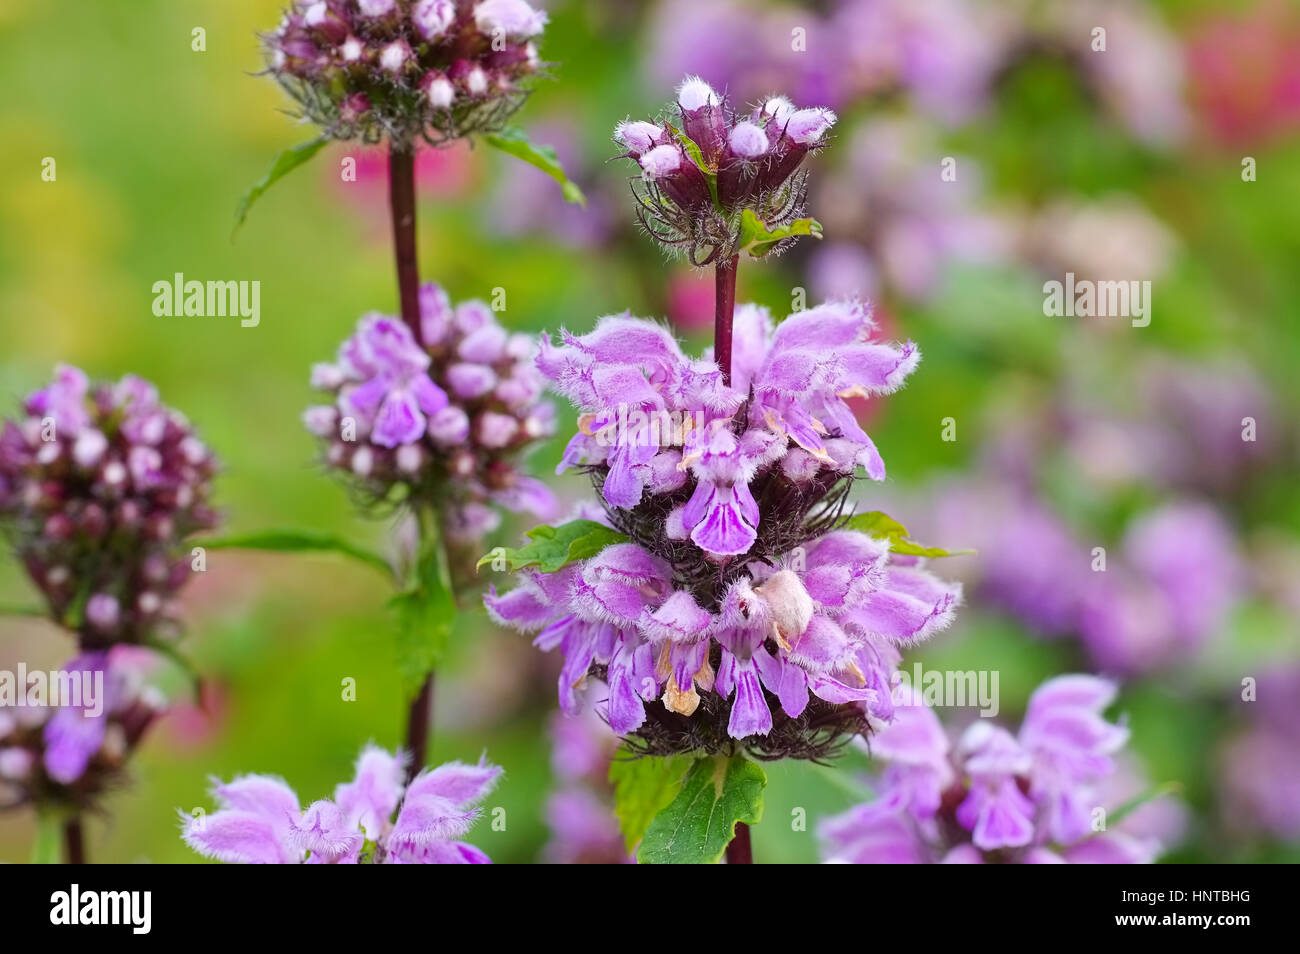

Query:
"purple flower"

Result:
[[820, 675, 1175, 863], [307, 283, 556, 539], [617, 77, 835, 264], [263, 0, 549, 146], [0, 366, 220, 646], [541, 701, 633, 864], [539, 300, 915, 546], [489, 294, 958, 759], [1078, 502, 1243, 673], [809, 116, 1011, 303], [1220, 669, 1300, 839], [182, 745, 501, 864], [488, 527, 958, 750], [0, 649, 162, 810]]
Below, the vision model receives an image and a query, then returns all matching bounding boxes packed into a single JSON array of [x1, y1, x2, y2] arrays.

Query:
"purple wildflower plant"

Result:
[[263, 0, 549, 147], [616, 77, 835, 265], [819, 675, 1175, 863], [485, 299, 961, 760], [0, 650, 163, 812], [182, 745, 501, 864], [0, 366, 220, 647], [304, 282, 557, 540]]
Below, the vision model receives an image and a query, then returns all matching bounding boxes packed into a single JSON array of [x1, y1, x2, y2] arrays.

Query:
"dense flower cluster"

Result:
[[303, 282, 556, 540], [264, 0, 548, 146], [0, 366, 220, 647], [616, 77, 836, 264], [182, 745, 500, 863], [0, 651, 162, 811], [820, 676, 1169, 863], [487, 300, 961, 758]]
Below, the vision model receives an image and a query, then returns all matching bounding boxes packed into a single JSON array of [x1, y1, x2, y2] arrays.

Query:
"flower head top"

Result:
[[182, 745, 501, 864], [264, 0, 548, 147], [0, 366, 220, 647], [540, 298, 916, 555], [305, 282, 557, 540], [486, 299, 959, 760], [616, 77, 835, 264], [0, 651, 162, 812], [818, 675, 1170, 864]]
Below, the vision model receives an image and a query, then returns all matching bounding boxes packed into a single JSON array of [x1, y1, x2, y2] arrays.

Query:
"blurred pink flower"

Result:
[[1187, 1, 1300, 147]]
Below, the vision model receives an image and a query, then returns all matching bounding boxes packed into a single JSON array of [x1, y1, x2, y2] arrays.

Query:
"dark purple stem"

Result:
[[388, 146, 423, 345], [725, 821, 753, 864], [714, 254, 739, 386], [64, 817, 85, 864], [404, 674, 434, 785], [390, 144, 434, 780]]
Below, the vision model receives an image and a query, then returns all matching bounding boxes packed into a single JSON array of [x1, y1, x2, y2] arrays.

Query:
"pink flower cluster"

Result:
[[265, 0, 548, 145]]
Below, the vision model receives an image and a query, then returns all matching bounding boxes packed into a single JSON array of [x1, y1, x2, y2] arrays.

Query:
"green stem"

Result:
[[402, 503, 454, 784]]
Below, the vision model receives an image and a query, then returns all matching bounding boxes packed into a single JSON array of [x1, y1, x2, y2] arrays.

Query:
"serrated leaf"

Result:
[[477, 519, 627, 574], [843, 510, 974, 558], [391, 511, 457, 692], [232, 137, 329, 237], [484, 127, 586, 205], [738, 208, 822, 258], [638, 755, 766, 864], [202, 529, 395, 579], [609, 751, 691, 854]]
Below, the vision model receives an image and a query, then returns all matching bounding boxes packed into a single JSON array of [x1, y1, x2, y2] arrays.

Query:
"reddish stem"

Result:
[[389, 145, 433, 780], [388, 146, 423, 345], [64, 817, 85, 864], [404, 674, 434, 785], [714, 254, 739, 386], [725, 821, 753, 864]]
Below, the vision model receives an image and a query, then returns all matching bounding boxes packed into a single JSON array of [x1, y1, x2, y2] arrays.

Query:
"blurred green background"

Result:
[[1, 0, 1297, 862]]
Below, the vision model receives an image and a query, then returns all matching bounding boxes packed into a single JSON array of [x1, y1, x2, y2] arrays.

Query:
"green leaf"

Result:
[[31, 810, 63, 864], [201, 529, 394, 580], [738, 208, 823, 258], [232, 137, 329, 237], [842, 510, 974, 558], [609, 751, 692, 854], [1108, 781, 1182, 827], [391, 507, 457, 691], [484, 128, 586, 205], [476, 519, 627, 574], [0, 603, 45, 618], [638, 755, 767, 864]]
